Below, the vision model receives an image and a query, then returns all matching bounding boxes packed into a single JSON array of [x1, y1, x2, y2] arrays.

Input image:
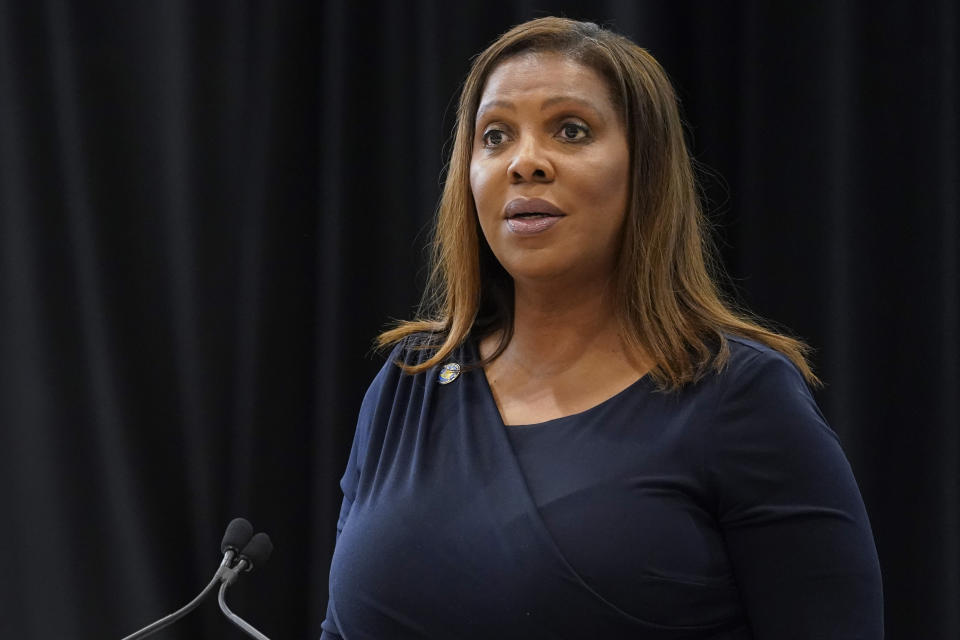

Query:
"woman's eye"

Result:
[[482, 129, 507, 147], [559, 122, 589, 141]]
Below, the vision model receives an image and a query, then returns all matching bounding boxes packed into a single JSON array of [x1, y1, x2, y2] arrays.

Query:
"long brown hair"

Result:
[[378, 16, 821, 392]]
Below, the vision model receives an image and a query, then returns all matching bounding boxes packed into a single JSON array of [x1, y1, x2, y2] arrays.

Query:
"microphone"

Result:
[[222, 517, 255, 555], [119, 518, 264, 640], [218, 532, 274, 639]]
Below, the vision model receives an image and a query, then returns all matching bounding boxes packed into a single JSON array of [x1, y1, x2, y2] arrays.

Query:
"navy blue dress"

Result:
[[320, 335, 882, 639]]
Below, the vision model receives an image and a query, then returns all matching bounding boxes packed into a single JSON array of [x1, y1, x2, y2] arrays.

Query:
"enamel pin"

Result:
[[438, 362, 462, 385]]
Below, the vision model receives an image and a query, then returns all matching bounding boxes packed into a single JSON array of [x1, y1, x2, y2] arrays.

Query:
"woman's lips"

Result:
[[503, 198, 566, 236], [506, 214, 562, 235]]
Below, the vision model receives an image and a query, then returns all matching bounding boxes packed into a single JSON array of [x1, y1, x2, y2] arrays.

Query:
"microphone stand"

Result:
[[120, 551, 236, 640], [217, 558, 272, 640], [118, 519, 273, 640]]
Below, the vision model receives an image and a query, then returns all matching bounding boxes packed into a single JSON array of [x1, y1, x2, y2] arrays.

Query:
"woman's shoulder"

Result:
[[716, 333, 810, 392], [382, 331, 450, 367], [722, 333, 795, 367], [712, 333, 834, 440], [362, 331, 465, 403]]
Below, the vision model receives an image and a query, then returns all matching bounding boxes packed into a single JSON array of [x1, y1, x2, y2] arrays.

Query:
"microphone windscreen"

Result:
[[221, 518, 254, 554], [239, 532, 273, 571]]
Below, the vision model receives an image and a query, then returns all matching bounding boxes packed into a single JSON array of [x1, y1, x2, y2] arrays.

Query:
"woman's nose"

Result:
[[507, 136, 554, 183]]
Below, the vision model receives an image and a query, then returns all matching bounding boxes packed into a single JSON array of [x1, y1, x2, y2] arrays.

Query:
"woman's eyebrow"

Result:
[[476, 99, 514, 121], [476, 96, 604, 123], [539, 95, 602, 117]]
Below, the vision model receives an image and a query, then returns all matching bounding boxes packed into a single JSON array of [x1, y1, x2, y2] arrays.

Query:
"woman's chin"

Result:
[[503, 259, 612, 291], [500, 257, 571, 284]]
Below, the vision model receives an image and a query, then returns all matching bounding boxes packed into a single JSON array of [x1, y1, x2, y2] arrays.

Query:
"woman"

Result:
[[321, 17, 883, 639]]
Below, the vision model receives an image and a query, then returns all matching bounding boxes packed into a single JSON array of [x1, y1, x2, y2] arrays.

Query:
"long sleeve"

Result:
[[319, 454, 357, 640], [708, 350, 883, 638], [319, 354, 385, 640]]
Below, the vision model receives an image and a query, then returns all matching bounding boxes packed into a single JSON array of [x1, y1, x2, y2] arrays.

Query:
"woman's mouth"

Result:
[[504, 198, 566, 236], [506, 212, 563, 235]]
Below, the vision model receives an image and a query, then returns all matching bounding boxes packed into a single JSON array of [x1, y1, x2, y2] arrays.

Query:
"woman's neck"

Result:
[[484, 277, 641, 379], [478, 277, 651, 425]]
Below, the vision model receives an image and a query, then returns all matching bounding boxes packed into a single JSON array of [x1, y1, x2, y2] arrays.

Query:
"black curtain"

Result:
[[0, 1, 955, 638]]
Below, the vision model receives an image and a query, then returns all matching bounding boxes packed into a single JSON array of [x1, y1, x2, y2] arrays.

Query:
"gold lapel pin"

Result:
[[438, 362, 462, 385]]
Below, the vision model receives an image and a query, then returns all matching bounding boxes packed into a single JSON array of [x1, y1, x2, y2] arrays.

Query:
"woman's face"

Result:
[[470, 52, 630, 289]]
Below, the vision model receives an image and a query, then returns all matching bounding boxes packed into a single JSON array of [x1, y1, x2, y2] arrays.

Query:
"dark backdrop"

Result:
[[0, 1, 956, 638]]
